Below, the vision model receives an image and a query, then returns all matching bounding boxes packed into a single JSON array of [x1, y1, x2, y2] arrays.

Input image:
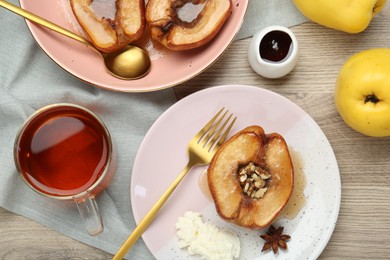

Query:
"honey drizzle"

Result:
[[198, 169, 213, 202], [276, 148, 307, 220]]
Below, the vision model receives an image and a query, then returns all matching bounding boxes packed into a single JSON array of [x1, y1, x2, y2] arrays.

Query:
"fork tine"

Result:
[[194, 108, 225, 143], [207, 113, 236, 153], [198, 109, 228, 147], [205, 112, 233, 151]]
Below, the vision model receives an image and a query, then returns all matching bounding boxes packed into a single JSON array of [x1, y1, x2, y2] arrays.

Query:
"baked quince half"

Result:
[[146, 0, 232, 51], [70, 0, 145, 53], [207, 126, 294, 229]]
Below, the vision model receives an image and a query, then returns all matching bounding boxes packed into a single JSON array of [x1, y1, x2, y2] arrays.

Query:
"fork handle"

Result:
[[113, 163, 192, 259]]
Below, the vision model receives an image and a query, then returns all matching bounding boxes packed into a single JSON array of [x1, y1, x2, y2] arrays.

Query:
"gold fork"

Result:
[[113, 108, 236, 259]]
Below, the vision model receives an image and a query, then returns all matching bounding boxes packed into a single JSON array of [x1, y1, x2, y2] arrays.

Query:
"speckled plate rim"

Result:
[[19, 0, 248, 92], [131, 85, 341, 259]]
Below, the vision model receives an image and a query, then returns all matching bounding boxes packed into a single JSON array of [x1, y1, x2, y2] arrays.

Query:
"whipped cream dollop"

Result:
[[176, 211, 240, 260]]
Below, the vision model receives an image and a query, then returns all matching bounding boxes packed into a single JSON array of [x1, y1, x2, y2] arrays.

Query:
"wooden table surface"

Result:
[[1, 18, 390, 259]]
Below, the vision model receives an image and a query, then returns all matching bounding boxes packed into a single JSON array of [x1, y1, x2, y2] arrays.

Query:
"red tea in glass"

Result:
[[14, 103, 114, 235]]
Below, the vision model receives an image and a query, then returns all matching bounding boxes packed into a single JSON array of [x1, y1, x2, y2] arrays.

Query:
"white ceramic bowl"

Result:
[[248, 25, 299, 79]]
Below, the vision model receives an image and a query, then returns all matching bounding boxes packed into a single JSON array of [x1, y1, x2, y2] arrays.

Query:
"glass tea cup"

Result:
[[14, 103, 115, 236]]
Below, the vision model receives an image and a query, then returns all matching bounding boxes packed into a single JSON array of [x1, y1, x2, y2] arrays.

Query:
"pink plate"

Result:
[[131, 85, 341, 259], [19, 0, 248, 92]]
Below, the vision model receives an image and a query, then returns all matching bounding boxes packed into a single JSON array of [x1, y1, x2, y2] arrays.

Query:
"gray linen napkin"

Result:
[[0, 1, 175, 259], [0, 0, 306, 259], [236, 0, 307, 40]]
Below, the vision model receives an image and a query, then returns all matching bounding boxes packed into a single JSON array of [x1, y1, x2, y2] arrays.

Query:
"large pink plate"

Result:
[[19, 0, 248, 92], [131, 85, 341, 259]]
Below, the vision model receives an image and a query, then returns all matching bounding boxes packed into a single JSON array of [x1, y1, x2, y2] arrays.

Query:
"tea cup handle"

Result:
[[76, 196, 103, 236]]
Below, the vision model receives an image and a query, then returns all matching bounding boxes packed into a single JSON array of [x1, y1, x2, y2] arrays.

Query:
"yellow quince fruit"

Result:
[[293, 0, 387, 33], [335, 48, 390, 137]]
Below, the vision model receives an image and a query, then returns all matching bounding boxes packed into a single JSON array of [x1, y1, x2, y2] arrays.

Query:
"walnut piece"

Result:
[[238, 162, 270, 199]]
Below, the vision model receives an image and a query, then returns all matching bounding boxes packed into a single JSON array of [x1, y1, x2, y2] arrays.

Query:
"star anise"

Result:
[[260, 225, 291, 254]]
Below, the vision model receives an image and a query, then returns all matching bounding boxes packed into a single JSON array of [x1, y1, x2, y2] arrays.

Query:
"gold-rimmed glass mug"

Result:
[[14, 103, 115, 236]]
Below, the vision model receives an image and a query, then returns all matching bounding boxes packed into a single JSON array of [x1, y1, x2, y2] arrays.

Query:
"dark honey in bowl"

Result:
[[260, 30, 292, 62], [16, 106, 110, 197]]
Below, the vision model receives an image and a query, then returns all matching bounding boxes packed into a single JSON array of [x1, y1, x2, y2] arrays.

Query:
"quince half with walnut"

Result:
[[146, 0, 232, 51], [70, 0, 145, 53], [207, 126, 294, 229]]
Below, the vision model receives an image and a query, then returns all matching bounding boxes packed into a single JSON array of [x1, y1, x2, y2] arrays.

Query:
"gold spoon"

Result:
[[0, 0, 151, 80]]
